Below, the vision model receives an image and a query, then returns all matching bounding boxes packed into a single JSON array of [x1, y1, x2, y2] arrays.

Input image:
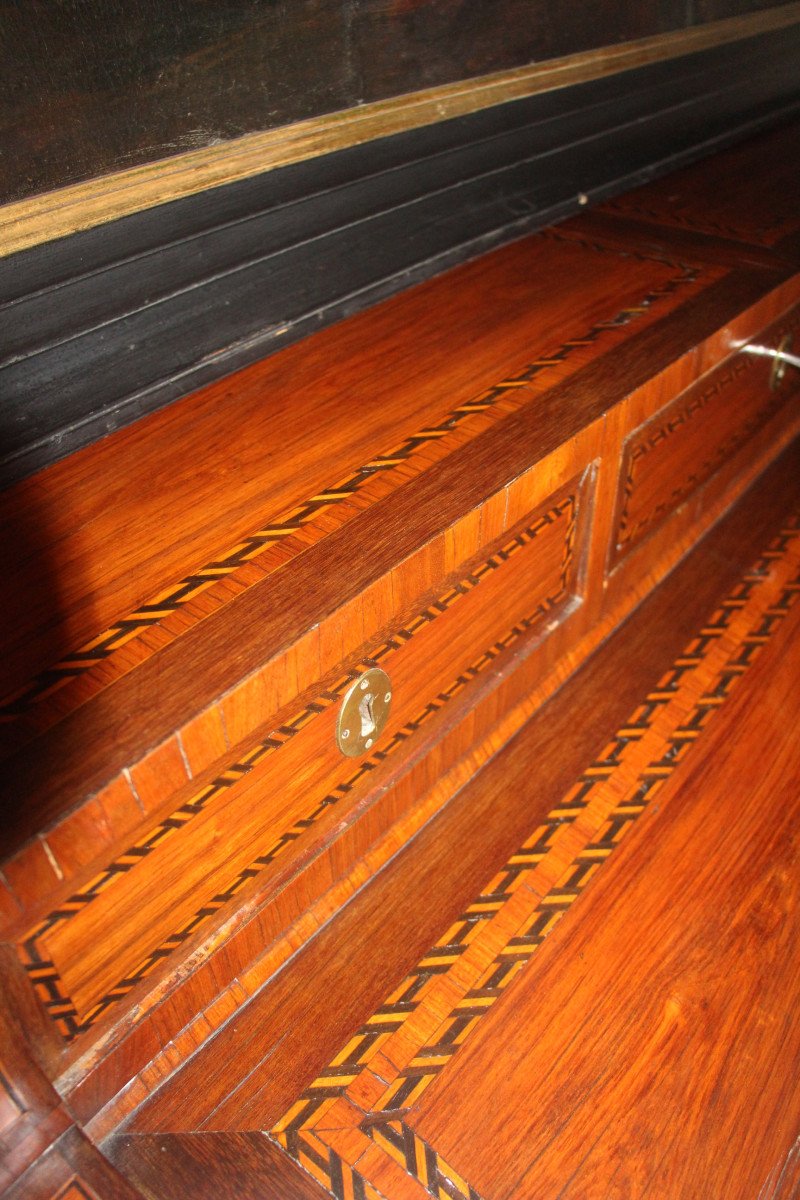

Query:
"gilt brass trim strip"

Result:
[[2, 6, 799, 258]]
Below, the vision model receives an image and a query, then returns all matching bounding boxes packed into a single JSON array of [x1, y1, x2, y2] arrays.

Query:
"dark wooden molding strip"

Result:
[[3, 6, 799, 259], [1, 26, 798, 485]]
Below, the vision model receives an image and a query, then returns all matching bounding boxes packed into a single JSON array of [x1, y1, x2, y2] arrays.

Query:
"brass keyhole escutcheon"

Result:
[[336, 668, 392, 757], [770, 333, 794, 391]]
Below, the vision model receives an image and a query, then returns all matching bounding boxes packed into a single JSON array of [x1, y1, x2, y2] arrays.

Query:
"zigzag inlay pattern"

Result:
[[270, 513, 800, 1200], [0, 258, 697, 725], [616, 307, 800, 554], [371, 1121, 485, 1200], [282, 1130, 385, 1200], [20, 497, 578, 1040]]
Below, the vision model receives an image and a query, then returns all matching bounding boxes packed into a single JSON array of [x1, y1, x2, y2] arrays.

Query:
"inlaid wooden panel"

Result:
[[115, 441, 800, 1142], [1, 1127, 142, 1200], [0, 232, 702, 747], [15, 465, 592, 1044], [260, 468, 800, 1200], [409, 581, 800, 1200], [601, 119, 800, 250], [53, 1182, 97, 1200], [611, 304, 800, 564], [10, 234, 795, 874], [2, 123, 800, 1199]]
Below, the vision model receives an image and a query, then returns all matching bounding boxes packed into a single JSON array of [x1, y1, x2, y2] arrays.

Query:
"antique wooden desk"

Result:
[[1, 123, 800, 1198]]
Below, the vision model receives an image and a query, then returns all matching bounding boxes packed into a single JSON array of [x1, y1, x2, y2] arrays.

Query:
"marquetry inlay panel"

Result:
[[269, 513, 800, 1200], [19, 479, 585, 1043], [0, 248, 697, 740], [613, 307, 800, 562]]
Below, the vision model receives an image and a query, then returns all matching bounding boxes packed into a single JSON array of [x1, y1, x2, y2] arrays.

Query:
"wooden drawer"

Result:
[[3, 168, 800, 1130], [610, 306, 800, 567], [14, 456, 596, 1046]]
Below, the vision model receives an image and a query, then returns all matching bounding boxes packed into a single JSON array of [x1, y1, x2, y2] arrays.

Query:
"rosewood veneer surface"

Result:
[[1, 123, 798, 848], [410, 579, 800, 1200], [112, 439, 800, 1198], [2, 125, 800, 1197]]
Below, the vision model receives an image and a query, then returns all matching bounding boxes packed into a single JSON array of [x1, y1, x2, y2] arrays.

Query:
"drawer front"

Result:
[[611, 307, 800, 566], [19, 461, 596, 1043]]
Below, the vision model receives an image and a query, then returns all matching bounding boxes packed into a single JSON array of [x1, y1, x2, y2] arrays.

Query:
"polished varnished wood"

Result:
[[0, 234, 700, 726], [106, 441, 800, 1200], [601, 117, 800, 252], [2, 1127, 143, 1200], [3, 251, 797, 858], [16, 480, 585, 1045], [112, 1132, 330, 1200], [2, 132, 800, 1196], [277, 506, 799, 1199], [120, 440, 800, 1139], [409, 565, 800, 1200], [553, 121, 800, 276], [611, 303, 800, 563], [50, 442, 800, 1144], [0, 1000, 70, 1191], [0, 200, 797, 1137]]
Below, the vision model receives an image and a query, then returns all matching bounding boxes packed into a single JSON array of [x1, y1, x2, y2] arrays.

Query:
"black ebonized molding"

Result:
[[1, 26, 799, 485]]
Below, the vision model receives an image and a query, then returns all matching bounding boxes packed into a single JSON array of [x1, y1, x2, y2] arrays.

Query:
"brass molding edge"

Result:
[[2, 4, 800, 258]]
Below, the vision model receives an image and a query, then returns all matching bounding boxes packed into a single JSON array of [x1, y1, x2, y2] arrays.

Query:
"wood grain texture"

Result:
[[14, 382, 798, 1064], [266, 514, 800, 1189], [15, 478, 586, 1043], [411, 568, 800, 1200], [0, 223, 715, 862], [2, 1127, 143, 1200], [124, 439, 800, 1142], [600, 116, 800, 249], [0, 233, 694, 732], [7, 256, 797, 856], [612, 303, 800, 562], [2, 242, 798, 1098], [0, 974, 72, 1191], [2, 135, 800, 1190], [234, 459, 800, 1200], [68, 442, 800, 1139], [108, 1132, 329, 1200], [3, 5, 799, 249]]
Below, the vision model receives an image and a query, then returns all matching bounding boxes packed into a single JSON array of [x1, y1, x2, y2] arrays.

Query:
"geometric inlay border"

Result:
[[616, 305, 800, 558], [21, 493, 579, 1040], [269, 512, 800, 1200], [0, 255, 698, 725]]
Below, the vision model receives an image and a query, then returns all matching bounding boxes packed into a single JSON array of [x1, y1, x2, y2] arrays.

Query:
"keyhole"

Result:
[[336, 668, 392, 756], [359, 692, 376, 738]]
